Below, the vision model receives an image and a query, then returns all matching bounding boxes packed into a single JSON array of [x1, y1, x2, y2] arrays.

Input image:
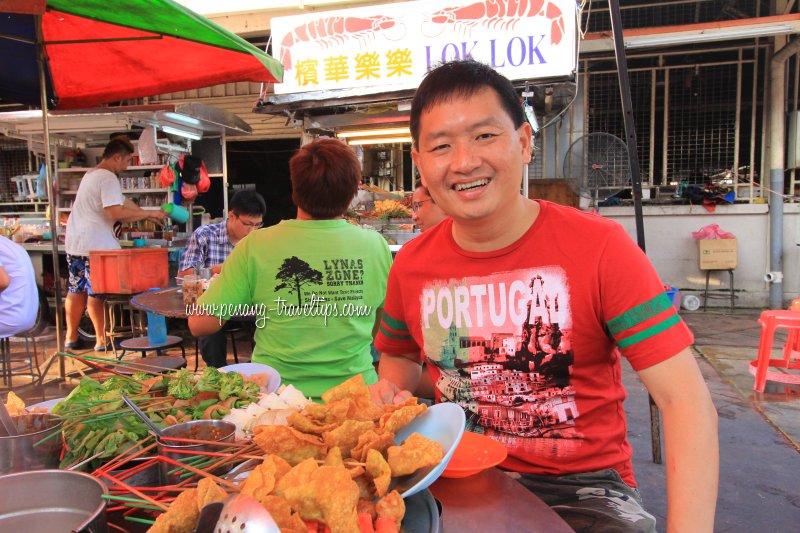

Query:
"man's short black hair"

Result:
[[229, 190, 266, 217], [410, 59, 525, 147], [102, 138, 134, 160]]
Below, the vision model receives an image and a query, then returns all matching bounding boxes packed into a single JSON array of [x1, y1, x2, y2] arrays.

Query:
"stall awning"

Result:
[[0, 103, 251, 147]]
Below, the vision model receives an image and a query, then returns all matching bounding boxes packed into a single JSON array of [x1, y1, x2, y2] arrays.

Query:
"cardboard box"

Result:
[[698, 238, 738, 270]]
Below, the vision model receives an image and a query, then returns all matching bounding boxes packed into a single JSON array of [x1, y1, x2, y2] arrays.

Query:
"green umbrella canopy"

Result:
[[1, 0, 283, 109]]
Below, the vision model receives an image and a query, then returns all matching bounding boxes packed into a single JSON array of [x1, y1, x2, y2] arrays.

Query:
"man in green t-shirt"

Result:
[[188, 139, 392, 399]]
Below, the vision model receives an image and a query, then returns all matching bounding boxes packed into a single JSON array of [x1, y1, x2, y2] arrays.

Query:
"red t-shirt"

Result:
[[375, 200, 693, 486]]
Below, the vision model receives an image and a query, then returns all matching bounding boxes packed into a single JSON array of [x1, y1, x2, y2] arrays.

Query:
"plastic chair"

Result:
[[784, 298, 800, 362], [748, 298, 800, 392]]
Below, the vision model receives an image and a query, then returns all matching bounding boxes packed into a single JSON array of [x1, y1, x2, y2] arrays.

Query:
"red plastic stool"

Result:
[[783, 298, 800, 363], [749, 306, 800, 392]]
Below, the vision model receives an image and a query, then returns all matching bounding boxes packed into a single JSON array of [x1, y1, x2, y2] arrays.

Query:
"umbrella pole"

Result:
[[34, 14, 66, 384]]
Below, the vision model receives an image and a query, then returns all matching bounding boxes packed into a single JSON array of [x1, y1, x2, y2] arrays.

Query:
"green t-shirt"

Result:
[[198, 219, 392, 399]]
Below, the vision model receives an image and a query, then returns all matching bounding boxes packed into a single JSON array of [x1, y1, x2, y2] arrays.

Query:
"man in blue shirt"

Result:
[[179, 190, 266, 367]]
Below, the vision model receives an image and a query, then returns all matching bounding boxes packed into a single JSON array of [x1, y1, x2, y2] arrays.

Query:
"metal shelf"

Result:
[[59, 188, 170, 194], [58, 165, 163, 172]]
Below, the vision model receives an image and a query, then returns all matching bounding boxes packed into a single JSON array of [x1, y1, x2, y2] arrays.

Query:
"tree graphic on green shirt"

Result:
[[274, 256, 323, 306]]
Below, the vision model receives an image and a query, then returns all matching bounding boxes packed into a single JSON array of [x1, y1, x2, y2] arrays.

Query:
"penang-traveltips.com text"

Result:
[[185, 294, 372, 328]]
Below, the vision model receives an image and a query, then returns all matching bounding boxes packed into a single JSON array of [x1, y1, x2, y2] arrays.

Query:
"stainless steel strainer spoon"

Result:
[[214, 493, 280, 533]]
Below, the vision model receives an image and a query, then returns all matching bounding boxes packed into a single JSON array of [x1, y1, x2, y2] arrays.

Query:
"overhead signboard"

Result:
[[271, 0, 577, 95]]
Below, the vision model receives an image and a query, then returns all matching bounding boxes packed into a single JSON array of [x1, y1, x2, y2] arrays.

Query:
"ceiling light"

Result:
[[161, 125, 203, 141], [347, 136, 412, 145], [337, 127, 410, 138], [627, 24, 794, 48], [162, 112, 202, 127]]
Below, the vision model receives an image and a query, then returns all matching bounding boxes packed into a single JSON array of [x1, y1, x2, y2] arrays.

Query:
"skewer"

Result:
[[157, 455, 239, 489], [96, 470, 169, 511]]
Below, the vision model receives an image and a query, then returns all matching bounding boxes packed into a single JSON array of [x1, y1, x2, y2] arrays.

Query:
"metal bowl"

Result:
[[0, 469, 108, 533], [0, 413, 63, 475], [157, 419, 235, 485]]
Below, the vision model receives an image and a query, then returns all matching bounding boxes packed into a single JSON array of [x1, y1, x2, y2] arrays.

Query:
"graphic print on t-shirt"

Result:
[[421, 266, 582, 458], [273, 255, 369, 312]]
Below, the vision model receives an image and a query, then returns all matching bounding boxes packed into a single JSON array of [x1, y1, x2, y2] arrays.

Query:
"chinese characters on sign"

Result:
[[294, 49, 413, 87], [271, 0, 576, 95]]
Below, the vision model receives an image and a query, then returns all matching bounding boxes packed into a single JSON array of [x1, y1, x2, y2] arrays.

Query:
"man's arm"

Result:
[[637, 347, 718, 533], [188, 313, 227, 337], [105, 201, 167, 224]]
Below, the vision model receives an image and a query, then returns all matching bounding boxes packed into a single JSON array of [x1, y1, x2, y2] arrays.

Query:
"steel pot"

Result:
[[0, 413, 62, 474], [0, 469, 108, 533]]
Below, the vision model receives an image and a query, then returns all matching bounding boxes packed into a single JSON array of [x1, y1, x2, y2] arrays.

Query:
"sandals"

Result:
[[64, 339, 83, 350]]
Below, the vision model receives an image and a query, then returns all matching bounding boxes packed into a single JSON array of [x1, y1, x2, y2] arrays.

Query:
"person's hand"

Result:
[[148, 209, 169, 225], [369, 378, 413, 406]]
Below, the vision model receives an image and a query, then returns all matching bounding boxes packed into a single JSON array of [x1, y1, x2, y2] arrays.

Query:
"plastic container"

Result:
[[147, 312, 167, 345], [89, 248, 168, 294], [665, 288, 681, 311], [682, 294, 701, 311], [161, 202, 189, 223]]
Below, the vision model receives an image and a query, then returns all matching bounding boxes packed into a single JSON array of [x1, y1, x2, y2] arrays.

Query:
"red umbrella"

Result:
[[0, 0, 283, 109], [0, 0, 283, 365]]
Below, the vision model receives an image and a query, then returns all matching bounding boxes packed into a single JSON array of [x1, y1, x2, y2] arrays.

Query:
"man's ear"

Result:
[[518, 122, 533, 165], [411, 149, 427, 187]]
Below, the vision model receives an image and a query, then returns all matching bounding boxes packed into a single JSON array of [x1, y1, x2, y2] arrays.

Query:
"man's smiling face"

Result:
[[412, 87, 532, 225]]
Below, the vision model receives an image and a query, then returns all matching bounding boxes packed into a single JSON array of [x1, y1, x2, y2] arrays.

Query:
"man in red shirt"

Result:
[[373, 60, 718, 532]]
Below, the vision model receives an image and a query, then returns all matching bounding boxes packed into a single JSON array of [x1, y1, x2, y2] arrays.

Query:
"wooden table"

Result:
[[430, 468, 573, 532], [130, 287, 188, 319]]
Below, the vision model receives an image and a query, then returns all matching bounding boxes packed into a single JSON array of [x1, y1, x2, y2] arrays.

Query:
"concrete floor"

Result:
[[3, 309, 800, 531]]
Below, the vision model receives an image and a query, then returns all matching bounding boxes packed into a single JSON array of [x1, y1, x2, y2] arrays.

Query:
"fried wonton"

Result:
[[324, 446, 344, 467], [253, 425, 327, 465], [240, 456, 291, 504], [365, 449, 392, 497], [282, 466, 361, 533], [147, 487, 199, 533], [304, 399, 352, 425], [274, 457, 319, 498], [288, 411, 338, 434], [4, 391, 26, 416], [261, 495, 308, 532], [376, 490, 405, 529], [321, 374, 370, 404], [322, 419, 376, 458], [378, 403, 426, 434], [195, 478, 227, 509], [351, 429, 395, 463], [386, 432, 444, 477]]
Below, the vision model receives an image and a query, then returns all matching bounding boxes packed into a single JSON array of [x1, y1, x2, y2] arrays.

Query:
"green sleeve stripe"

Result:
[[379, 324, 413, 341], [607, 293, 672, 335], [616, 314, 681, 348], [381, 312, 409, 333]]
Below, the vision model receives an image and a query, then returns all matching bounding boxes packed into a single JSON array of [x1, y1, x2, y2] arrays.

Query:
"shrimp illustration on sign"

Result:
[[279, 15, 402, 69], [423, 0, 567, 44]]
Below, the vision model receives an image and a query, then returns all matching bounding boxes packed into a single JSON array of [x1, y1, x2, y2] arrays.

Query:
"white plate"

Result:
[[26, 397, 65, 413], [393, 402, 466, 498], [219, 362, 281, 394]]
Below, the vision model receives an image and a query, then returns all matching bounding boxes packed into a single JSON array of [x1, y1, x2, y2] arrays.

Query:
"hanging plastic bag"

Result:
[[158, 164, 176, 187], [181, 182, 198, 201], [691, 224, 735, 240], [138, 126, 159, 165], [195, 161, 210, 193]]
